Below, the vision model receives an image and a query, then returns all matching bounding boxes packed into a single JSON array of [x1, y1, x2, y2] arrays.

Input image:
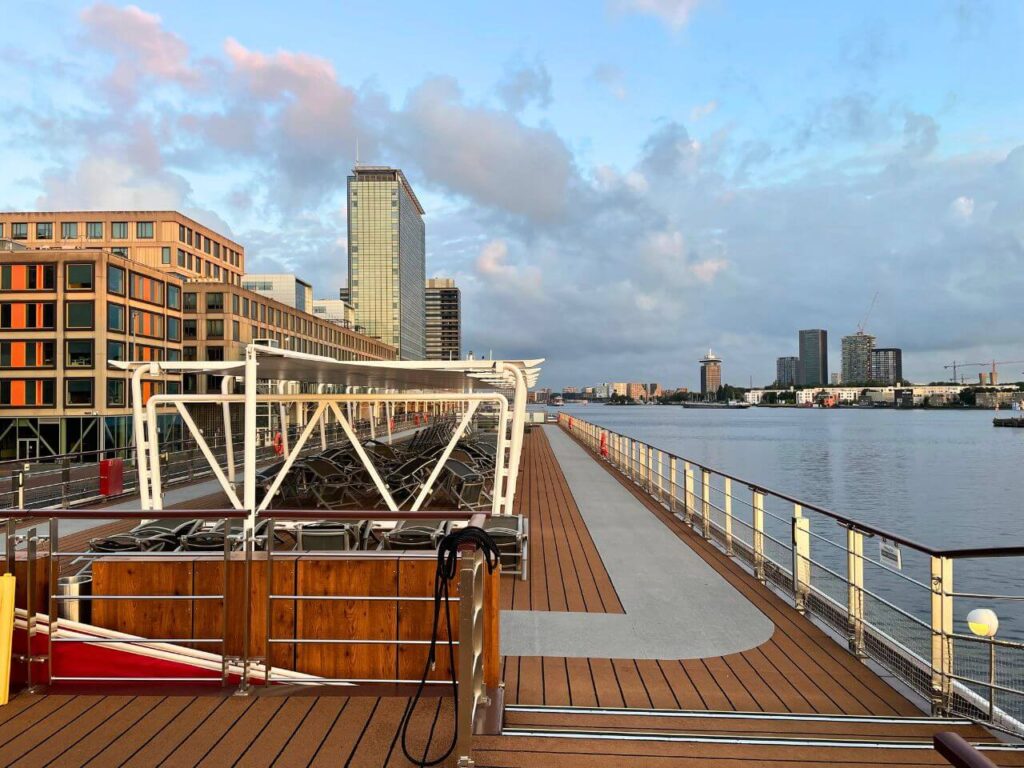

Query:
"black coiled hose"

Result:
[[399, 525, 500, 767]]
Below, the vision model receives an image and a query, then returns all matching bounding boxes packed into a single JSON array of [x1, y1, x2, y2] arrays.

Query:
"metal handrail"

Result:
[[561, 413, 1024, 735]]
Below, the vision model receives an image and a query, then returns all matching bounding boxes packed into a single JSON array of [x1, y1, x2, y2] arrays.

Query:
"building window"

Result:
[[1, 264, 55, 291], [0, 302, 56, 329], [231, 294, 239, 314], [11, 223, 27, 240], [203, 236, 211, 254], [206, 292, 223, 311], [65, 378, 94, 407], [183, 346, 198, 361], [111, 247, 128, 257], [166, 349, 181, 362], [107, 340, 125, 365], [242, 297, 249, 316], [65, 300, 94, 329], [196, 257, 203, 275], [130, 273, 164, 306], [107, 264, 126, 295], [129, 308, 164, 339], [0, 341, 56, 368], [186, 228, 193, 246], [183, 319, 197, 339], [179, 224, 186, 242], [167, 284, 181, 310], [86, 222, 103, 239], [107, 379, 126, 407], [177, 248, 186, 267], [61, 222, 78, 239], [161, 246, 171, 264], [0, 379, 56, 407], [232, 320, 240, 341], [66, 263, 95, 291], [65, 339, 94, 368], [207, 346, 224, 361], [137, 221, 154, 239], [107, 303, 126, 332], [36, 222, 53, 240], [111, 221, 128, 239], [183, 292, 197, 312], [167, 316, 181, 342], [206, 319, 224, 338]]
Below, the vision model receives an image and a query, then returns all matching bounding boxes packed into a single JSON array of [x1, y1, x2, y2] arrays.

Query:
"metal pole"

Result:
[[701, 468, 711, 539], [221, 376, 235, 492], [243, 346, 258, 529], [684, 465, 694, 525], [752, 489, 765, 583], [669, 456, 677, 513], [989, 640, 996, 721], [792, 504, 810, 613], [723, 477, 734, 555], [846, 526, 865, 657], [930, 555, 953, 715]]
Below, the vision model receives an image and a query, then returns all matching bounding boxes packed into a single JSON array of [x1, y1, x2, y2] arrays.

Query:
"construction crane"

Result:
[[857, 290, 879, 334], [944, 359, 1024, 385]]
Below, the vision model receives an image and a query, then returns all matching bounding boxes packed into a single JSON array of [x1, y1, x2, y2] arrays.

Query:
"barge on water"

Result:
[[2, 346, 1024, 767]]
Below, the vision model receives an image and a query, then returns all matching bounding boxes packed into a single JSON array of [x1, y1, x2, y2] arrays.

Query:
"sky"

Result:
[[1, 0, 1023, 390]]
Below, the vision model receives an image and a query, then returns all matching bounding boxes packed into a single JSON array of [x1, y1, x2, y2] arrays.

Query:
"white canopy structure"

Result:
[[114, 346, 542, 526]]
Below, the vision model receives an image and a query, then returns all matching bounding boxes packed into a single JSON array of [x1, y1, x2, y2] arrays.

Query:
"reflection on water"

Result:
[[561, 404, 1024, 641]]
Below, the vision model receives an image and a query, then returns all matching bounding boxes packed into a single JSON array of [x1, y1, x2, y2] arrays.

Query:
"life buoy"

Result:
[[273, 432, 284, 456]]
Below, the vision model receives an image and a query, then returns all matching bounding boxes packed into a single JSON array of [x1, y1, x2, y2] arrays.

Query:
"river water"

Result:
[[559, 403, 1024, 643]]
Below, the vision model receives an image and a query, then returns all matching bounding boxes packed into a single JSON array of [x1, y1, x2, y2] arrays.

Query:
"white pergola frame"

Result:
[[119, 347, 541, 525]]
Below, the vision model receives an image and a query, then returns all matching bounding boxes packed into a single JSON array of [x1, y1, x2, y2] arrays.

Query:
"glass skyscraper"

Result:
[[346, 166, 426, 360], [798, 329, 828, 386]]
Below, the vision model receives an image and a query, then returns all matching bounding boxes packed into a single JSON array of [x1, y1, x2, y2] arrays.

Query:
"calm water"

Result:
[[560, 403, 1024, 641]]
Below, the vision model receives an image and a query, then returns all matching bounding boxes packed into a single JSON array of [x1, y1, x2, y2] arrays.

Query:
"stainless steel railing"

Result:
[[560, 413, 1024, 736]]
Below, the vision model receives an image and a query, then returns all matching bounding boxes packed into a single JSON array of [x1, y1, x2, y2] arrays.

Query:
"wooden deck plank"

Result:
[[565, 657, 598, 708], [195, 697, 288, 767], [611, 659, 652, 709], [0, 694, 71, 733], [231, 696, 317, 767], [45, 696, 165, 768], [680, 660, 731, 710], [121, 696, 233, 768], [656, 661, 704, 710], [262, 697, 351, 768], [7, 695, 132, 767], [542, 658, 571, 707], [158, 696, 254, 768], [82, 696, 194, 768], [0, 696, 100, 762], [635, 659, 679, 709], [307, 696, 379, 767], [588, 659, 625, 709]]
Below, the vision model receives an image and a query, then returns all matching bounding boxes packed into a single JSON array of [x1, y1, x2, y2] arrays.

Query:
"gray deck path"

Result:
[[501, 425, 774, 659]]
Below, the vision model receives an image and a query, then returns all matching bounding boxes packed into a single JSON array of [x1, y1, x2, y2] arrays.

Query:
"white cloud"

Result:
[[613, 0, 706, 31], [949, 195, 975, 223], [689, 257, 728, 283], [690, 100, 718, 122]]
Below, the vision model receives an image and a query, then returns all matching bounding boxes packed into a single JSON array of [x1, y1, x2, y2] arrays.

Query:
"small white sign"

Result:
[[880, 537, 902, 570]]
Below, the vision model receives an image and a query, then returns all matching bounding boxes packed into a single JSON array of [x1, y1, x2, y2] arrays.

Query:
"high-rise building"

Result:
[[627, 382, 647, 401], [347, 166, 426, 360], [646, 382, 662, 399], [424, 277, 461, 360], [830, 372, 842, 385], [841, 331, 875, 384], [775, 356, 800, 387], [700, 349, 722, 395], [241, 274, 313, 312], [798, 330, 828, 386], [871, 348, 903, 385]]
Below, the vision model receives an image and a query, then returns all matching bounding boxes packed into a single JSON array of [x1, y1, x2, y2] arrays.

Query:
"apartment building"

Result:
[[182, 283, 395, 395], [0, 211, 245, 286], [424, 278, 461, 361], [241, 273, 313, 312], [0, 242, 183, 459]]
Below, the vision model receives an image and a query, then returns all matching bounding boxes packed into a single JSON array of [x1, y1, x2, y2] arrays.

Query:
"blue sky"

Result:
[[2, 0, 1023, 388]]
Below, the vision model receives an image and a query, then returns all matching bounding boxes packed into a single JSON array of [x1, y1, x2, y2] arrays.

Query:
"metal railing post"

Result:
[[723, 477, 734, 555], [700, 469, 711, 539], [846, 526, 866, 657], [752, 489, 765, 583], [669, 456, 677, 513], [457, 547, 485, 766], [684, 465, 694, 525], [792, 504, 810, 613], [930, 555, 953, 715]]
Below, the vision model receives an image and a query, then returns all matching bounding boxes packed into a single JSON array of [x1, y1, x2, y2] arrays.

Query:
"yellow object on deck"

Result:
[[0, 572, 14, 705]]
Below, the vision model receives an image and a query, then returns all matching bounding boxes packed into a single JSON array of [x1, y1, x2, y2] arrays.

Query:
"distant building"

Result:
[[610, 382, 628, 397], [311, 298, 356, 328], [424, 277, 461, 360], [347, 165, 426, 359], [871, 348, 903, 385], [830, 372, 841, 385], [798, 329, 828, 386], [841, 331, 875, 384], [700, 349, 722, 395], [241, 274, 313, 313], [776, 356, 800, 387], [627, 382, 647, 401], [646, 382, 662, 399]]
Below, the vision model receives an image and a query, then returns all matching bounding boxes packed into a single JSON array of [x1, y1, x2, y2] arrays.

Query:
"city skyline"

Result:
[[1, 2, 1022, 389]]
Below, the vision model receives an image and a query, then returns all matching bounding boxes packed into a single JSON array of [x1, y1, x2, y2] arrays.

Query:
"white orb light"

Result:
[[966, 608, 999, 638]]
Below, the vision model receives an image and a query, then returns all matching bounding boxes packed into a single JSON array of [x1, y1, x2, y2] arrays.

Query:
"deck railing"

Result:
[[560, 413, 1024, 736], [2, 507, 497, 766], [0, 413, 421, 511]]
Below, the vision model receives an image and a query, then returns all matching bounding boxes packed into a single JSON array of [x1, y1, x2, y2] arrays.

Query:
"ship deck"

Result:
[[3, 425, 1021, 767]]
